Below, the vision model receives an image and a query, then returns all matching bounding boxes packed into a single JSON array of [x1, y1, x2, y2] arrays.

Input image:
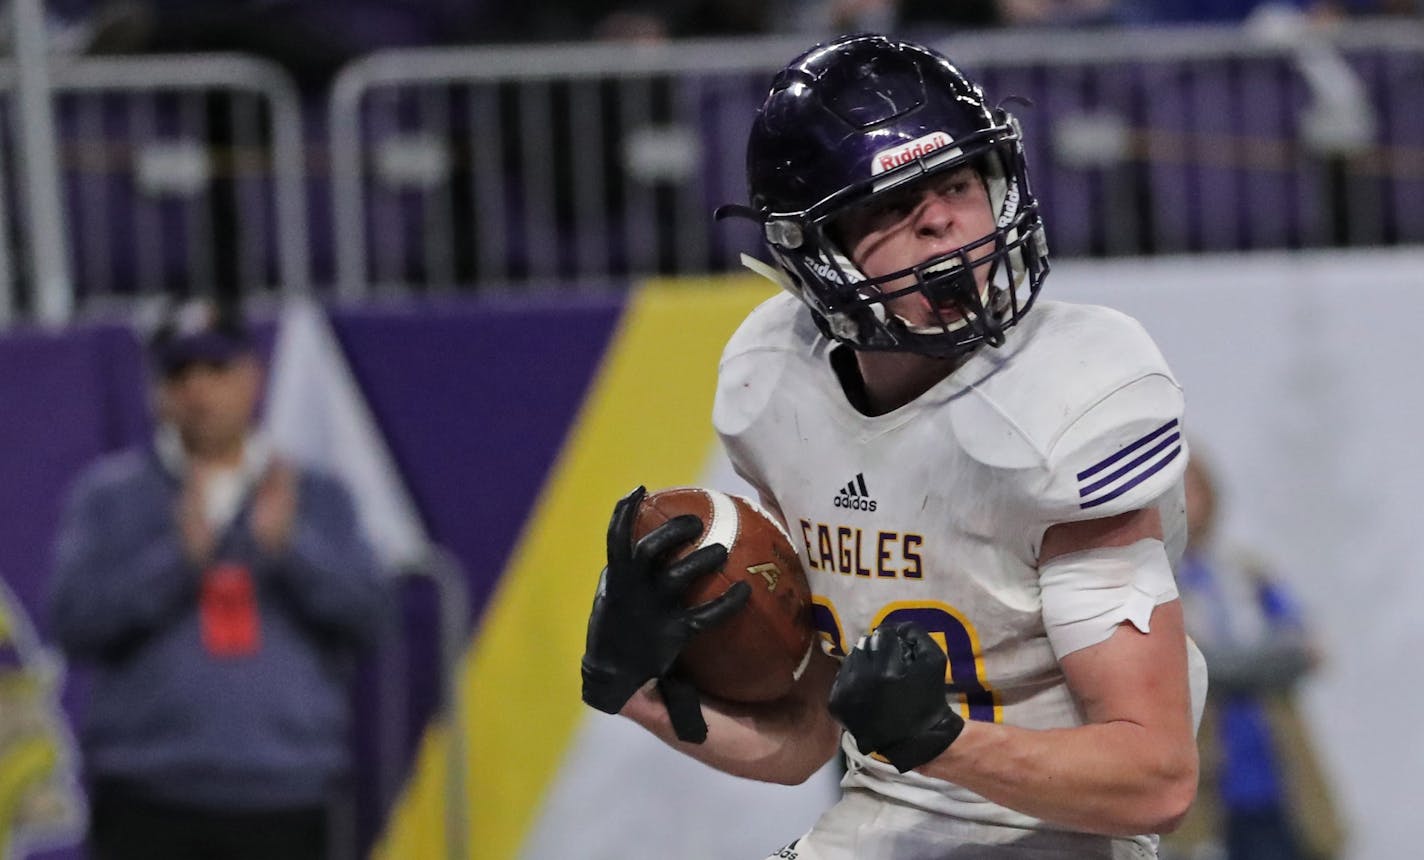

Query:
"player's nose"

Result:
[[913, 192, 956, 241]]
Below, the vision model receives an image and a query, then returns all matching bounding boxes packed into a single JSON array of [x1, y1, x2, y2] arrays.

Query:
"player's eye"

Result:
[[837, 192, 913, 242], [835, 168, 980, 244], [877, 183, 931, 217], [933, 170, 975, 198], [875, 193, 918, 221]]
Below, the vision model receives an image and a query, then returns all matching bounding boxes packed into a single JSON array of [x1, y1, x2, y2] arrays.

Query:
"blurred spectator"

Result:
[[48, 299, 386, 860], [793, 0, 1125, 36], [493, 0, 781, 44], [791, 0, 998, 33], [1128, 0, 1408, 24], [793, 0, 898, 32], [1133, 0, 1302, 22], [663, 0, 780, 36], [75, 0, 476, 91], [995, 0, 1126, 24], [898, 0, 1010, 28], [1162, 452, 1343, 860], [591, 8, 673, 42]]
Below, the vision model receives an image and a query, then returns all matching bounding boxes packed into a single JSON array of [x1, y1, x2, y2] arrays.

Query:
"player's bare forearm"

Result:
[[918, 712, 1196, 835], [621, 649, 841, 785], [914, 606, 1199, 835]]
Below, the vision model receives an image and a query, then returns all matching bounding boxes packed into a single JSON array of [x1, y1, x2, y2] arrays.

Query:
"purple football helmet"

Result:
[[721, 34, 1049, 358]]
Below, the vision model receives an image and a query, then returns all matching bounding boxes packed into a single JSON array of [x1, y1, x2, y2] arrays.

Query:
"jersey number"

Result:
[[812, 597, 1002, 723]]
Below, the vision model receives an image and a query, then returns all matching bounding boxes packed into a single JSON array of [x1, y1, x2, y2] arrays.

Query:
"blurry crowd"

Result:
[[22, 0, 1424, 87]]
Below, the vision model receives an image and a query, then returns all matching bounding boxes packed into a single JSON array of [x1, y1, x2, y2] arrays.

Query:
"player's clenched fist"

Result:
[[580, 485, 749, 743], [828, 621, 965, 773]]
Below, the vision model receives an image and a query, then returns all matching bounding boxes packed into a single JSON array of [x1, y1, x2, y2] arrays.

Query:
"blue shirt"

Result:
[[49, 446, 387, 809]]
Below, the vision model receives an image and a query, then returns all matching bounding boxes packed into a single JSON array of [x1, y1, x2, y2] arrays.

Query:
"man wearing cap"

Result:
[[48, 300, 386, 860]]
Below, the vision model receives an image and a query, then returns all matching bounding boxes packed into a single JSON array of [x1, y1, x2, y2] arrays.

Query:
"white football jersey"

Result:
[[714, 293, 1207, 847]]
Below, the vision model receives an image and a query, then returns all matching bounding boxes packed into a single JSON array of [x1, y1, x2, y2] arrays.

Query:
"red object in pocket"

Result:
[[200, 563, 261, 657]]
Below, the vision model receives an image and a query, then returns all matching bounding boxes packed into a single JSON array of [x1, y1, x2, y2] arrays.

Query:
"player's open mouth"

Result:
[[924, 257, 963, 275], [916, 258, 985, 330]]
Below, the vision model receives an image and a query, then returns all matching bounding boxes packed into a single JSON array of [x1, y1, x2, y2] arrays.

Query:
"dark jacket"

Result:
[[48, 446, 387, 810]]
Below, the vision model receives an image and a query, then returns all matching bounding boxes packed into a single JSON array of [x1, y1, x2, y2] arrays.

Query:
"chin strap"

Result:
[[739, 253, 801, 299]]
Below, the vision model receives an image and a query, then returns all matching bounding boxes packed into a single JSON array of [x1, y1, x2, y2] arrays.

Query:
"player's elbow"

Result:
[[1140, 751, 1199, 834], [768, 753, 835, 786], [1154, 775, 1200, 834], [767, 764, 821, 786], [1095, 746, 1198, 836]]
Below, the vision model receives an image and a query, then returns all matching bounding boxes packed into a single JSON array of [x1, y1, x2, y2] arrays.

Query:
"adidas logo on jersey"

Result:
[[833, 473, 877, 512]]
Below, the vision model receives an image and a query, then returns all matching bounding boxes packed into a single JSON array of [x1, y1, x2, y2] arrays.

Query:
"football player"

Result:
[[581, 34, 1207, 858]]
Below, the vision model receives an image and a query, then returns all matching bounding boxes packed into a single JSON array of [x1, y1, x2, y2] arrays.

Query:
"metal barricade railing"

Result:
[[0, 52, 309, 319], [328, 38, 827, 296], [328, 21, 1424, 297], [362, 547, 470, 860], [2, 22, 1422, 311]]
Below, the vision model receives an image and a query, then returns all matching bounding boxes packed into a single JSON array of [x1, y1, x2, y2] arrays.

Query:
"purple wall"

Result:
[[329, 294, 621, 620]]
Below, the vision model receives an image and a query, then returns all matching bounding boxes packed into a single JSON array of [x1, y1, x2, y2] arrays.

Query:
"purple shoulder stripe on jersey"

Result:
[[1078, 430, 1182, 498], [1079, 444, 1182, 510], [1076, 418, 1180, 481]]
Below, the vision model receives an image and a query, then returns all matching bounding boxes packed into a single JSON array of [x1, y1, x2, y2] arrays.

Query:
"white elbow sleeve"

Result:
[[1039, 538, 1179, 659]]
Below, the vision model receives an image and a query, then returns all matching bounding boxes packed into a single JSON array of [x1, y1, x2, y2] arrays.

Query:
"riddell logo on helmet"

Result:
[[808, 255, 865, 285], [870, 132, 953, 176]]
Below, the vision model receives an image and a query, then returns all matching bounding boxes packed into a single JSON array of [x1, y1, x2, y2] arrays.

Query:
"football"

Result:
[[634, 486, 815, 703]]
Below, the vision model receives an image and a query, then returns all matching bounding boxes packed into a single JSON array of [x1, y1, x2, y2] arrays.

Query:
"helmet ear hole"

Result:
[[977, 150, 1006, 181]]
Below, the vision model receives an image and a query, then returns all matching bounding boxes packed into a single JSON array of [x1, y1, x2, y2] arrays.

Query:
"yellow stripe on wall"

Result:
[[375, 275, 777, 860]]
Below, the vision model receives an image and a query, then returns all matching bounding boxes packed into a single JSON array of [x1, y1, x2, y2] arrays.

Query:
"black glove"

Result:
[[828, 621, 965, 773], [581, 485, 751, 743]]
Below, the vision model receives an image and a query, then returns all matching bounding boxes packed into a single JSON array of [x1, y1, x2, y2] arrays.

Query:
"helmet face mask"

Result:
[[735, 35, 1050, 359]]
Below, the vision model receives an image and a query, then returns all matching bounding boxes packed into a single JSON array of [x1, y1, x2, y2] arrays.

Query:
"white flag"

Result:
[[263, 299, 430, 571]]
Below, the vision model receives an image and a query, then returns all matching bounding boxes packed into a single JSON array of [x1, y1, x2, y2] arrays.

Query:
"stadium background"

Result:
[[0, 5, 1420, 860]]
